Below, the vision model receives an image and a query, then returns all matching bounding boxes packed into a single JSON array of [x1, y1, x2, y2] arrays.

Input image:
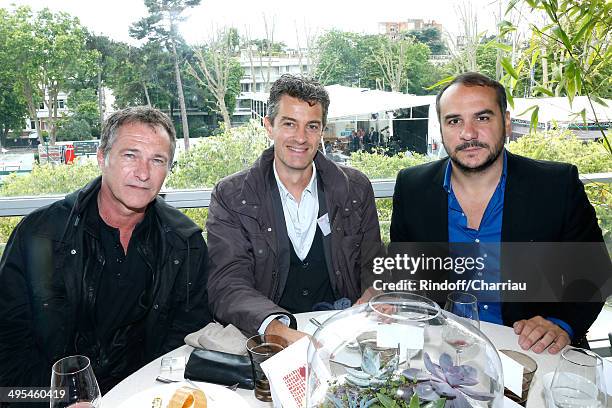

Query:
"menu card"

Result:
[[260, 337, 312, 408]]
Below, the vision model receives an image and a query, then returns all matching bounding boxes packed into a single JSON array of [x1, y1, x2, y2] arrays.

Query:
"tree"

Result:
[[188, 29, 243, 129], [0, 9, 28, 146], [56, 117, 92, 141], [500, 0, 611, 152], [370, 37, 410, 92], [3, 7, 97, 145], [408, 27, 448, 55], [130, 0, 202, 150]]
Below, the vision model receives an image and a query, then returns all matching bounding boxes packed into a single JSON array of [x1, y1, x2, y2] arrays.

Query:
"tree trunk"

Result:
[[47, 88, 58, 145], [23, 82, 43, 146], [142, 82, 152, 106], [97, 69, 104, 130], [219, 99, 232, 130], [171, 40, 190, 151]]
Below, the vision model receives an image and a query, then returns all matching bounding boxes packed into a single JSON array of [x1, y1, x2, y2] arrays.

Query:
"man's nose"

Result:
[[460, 120, 477, 140], [134, 159, 150, 181], [295, 126, 307, 143]]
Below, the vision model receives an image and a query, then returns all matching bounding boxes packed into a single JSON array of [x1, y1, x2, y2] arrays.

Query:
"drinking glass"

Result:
[[50, 355, 101, 408], [246, 334, 287, 402], [442, 291, 479, 364], [550, 347, 607, 408]]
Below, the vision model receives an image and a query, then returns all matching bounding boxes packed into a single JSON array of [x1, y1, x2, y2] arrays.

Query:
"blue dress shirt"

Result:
[[443, 151, 574, 338]]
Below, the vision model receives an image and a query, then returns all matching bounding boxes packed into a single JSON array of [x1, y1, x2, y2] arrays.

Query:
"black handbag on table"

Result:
[[184, 348, 254, 390]]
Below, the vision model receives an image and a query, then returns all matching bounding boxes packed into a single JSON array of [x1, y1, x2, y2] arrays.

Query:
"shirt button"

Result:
[[344, 208, 349, 212], [302, 289, 310, 296], [267, 227, 272, 232], [483, 305, 489, 310], [335, 270, 341, 276], [241, 200, 246, 205], [475, 238, 480, 243], [70, 249, 77, 255], [153, 304, 159, 310], [302, 262, 309, 269], [461, 212, 465, 217], [173, 259, 180, 265]]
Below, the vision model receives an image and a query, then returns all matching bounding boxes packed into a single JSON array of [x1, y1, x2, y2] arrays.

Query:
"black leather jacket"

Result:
[[0, 177, 211, 396]]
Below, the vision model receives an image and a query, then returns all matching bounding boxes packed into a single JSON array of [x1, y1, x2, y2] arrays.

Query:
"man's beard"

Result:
[[445, 135, 505, 173]]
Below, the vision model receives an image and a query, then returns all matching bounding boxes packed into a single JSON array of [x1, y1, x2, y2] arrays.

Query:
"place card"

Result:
[[604, 358, 612, 396], [261, 337, 311, 408], [377, 324, 424, 351], [499, 351, 524, 397]]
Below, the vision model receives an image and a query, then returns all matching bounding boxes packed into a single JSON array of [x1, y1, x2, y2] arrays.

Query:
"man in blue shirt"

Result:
[[390, 72, 609, 354]]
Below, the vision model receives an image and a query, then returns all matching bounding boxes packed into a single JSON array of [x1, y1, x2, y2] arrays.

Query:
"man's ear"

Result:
[[264, 116, 274, 140], [96, 148, 105, 169], [505, 111, 511, 138]]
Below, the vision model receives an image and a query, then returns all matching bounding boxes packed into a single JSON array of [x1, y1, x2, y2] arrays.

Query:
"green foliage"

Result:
[[349, 151, 431, 242], [349, 151, 430, 179], [507, 130, 612, 173], [0, 10, 28, 142], [500, 0, 611, 149], [508, 130, 612, 241], [166, 121, 269, 188], [314, 30, 444, 95], [56, 117, 93, 142], [407, 27, 448, 55], [0, 161, 100, 197]]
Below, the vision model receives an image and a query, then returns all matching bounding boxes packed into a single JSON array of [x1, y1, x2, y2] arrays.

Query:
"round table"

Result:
[[102, 311, 564, 407]]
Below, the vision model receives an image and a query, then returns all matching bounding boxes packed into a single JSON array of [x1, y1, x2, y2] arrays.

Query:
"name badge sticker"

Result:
[[317, 213, 331, 236]]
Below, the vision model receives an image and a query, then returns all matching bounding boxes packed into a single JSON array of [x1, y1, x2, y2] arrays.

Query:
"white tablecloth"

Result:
[[100, 311, 578, 407]]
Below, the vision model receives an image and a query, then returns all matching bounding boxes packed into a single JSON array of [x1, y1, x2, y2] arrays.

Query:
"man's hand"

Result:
[[513, 316, 570, 354], [264, 318, 308, 345], [355, 287, 381, 305]]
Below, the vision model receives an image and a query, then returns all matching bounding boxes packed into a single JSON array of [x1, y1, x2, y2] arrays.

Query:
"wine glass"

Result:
[[442, 291, 479, 364], [50, 355, 101, 408], [550, 347, 607, 408]]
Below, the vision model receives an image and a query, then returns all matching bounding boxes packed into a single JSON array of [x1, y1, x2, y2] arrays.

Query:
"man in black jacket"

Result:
[[391, 72, 610, 355], [0, 107, 211, 401]]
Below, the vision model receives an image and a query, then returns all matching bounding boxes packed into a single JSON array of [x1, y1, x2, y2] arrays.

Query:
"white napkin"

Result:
[[184, 322, 248, 355]]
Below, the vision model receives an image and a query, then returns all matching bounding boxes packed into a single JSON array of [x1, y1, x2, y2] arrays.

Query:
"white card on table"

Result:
[[377, 324, 424, 351], [499, 351, 524, 397], [261, 337, 310, 408]]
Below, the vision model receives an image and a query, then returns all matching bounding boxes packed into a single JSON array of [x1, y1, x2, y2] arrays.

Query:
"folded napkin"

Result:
[[184, 322, 248, 355]]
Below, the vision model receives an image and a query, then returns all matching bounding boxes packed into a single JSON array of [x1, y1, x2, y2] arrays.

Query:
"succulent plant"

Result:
[[402, 352, 494, 408]]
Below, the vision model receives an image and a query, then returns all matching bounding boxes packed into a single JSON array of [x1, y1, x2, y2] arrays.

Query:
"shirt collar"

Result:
[[273, 160, 317, 201], [443, 149, 508, 193]]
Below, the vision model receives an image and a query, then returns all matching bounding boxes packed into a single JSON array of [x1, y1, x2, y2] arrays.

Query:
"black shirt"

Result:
[[92, 200, 155, 341]]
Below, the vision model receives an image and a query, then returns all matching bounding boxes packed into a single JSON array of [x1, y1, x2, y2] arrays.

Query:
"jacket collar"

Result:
[[63, 176, 201, 243], [237, 146, 352, 218]]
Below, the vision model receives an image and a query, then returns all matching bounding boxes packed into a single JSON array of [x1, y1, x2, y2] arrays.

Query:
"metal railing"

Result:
[[0, 173, 610, 217]]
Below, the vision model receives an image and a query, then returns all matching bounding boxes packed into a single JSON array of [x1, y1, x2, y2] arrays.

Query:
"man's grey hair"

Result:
[[100, 106, 176, 168], [267, 74, 330, 127]]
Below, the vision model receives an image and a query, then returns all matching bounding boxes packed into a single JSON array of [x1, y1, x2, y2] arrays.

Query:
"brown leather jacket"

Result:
[[206, 147, 382, 334]]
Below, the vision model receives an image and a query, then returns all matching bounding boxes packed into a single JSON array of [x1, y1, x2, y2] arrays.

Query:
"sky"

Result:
[[2, 0, 505, 47]]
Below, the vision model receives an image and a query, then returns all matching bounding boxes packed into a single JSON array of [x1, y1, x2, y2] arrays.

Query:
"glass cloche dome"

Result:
[[305, 292, 504, 407]]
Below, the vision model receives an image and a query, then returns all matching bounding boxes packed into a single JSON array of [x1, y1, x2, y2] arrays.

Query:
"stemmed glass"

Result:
[[442, 292, 480, 365], [50, 355, 101, 408], [550, 347, 607, 408]]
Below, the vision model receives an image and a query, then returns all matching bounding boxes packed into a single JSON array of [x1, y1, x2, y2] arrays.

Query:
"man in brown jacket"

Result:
[[207, 75, 382, 343]]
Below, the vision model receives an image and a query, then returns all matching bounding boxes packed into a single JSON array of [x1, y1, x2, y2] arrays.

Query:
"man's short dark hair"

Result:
[[435, 72, 508, 121], [267, 74, 330, 127], [100, 106, 176, 167]]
